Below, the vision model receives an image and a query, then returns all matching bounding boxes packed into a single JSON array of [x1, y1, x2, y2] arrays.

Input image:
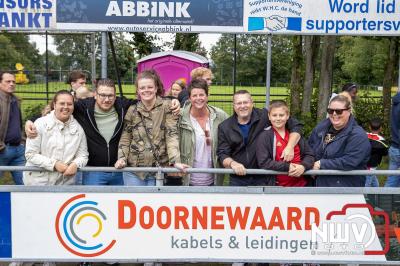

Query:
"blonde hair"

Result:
[[337, 91, 353, 113], [190, 67, 212, 80]]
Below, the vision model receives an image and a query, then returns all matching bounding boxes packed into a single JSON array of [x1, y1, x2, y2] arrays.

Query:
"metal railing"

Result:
[[1, 166, 400, 265], [2, 166, 400, 192]]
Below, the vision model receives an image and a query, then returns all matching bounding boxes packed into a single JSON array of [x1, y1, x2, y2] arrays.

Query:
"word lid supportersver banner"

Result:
[[2, 192, 392, 262], [245, 0, 400, 35], [2, 0, 400, 35]]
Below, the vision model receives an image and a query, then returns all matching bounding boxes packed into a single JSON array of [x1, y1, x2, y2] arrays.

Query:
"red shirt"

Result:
[[274, 129, 308, 187]]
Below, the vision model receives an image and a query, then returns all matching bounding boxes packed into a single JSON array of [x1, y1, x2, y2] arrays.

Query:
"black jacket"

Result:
[[217, 108, 303, 180], [256, 126, 315, 185], [73, 97, 136, 166]]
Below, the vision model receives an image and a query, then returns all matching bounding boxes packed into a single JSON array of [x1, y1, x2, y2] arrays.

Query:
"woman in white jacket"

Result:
[[24, 90, 88, 185]]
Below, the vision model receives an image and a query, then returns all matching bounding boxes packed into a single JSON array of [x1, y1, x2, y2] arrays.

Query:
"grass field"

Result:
[[14, 82, 388, 117]]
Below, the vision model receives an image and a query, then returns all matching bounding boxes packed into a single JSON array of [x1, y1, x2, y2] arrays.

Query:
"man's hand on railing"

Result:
[[230, 161, 247, 176], [114, 159, 126, 169], [288, 163, 305, 177]]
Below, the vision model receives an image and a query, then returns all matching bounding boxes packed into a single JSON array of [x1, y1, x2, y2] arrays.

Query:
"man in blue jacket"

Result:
[[385, 91, 400, 187]]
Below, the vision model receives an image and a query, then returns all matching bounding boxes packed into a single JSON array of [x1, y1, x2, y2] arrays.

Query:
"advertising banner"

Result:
[[0, 192, 397, 263], [244, 0, 400, 35], [55, 0, 243, 32], [0, 0, 56, 30], [1, 0, 400, 35]]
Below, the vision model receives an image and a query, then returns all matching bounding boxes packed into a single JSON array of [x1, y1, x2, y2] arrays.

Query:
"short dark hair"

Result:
[[342, 83, 357, 93], [188, 78, 208, 96], [0, 71, 14, 82], [369, 117, 382, 131], [269, 100, 289, 113], [96, 78, 116, 91], [135, 69, 164, 96], [52, 90, 73, 105], [68, 70, 86, 85]]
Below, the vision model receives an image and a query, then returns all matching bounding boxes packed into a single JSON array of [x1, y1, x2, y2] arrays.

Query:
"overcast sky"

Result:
[[30, 33, 221, 57]]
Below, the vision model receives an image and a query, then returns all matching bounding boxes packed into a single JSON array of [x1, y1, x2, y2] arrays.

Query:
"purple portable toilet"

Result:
[[137, 51, 209, 94]]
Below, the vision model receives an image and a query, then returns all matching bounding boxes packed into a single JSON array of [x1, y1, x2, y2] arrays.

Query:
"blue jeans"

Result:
[[123, 172, 156, 186], [0, 144, 25, 185], [83, 171, 123, 185], [365, 175, 379, 187], [385, 146, 400, 187]]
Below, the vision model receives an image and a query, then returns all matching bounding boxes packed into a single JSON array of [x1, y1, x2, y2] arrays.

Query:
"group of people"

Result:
[[0, 67, 399, 189]]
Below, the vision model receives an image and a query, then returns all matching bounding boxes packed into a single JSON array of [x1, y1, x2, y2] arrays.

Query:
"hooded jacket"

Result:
[[308, 115, 371, 187], [73, 97, 136, 166]]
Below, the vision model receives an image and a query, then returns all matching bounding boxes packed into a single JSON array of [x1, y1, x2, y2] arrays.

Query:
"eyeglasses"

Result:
[[97, 93, 115, 100], [327, 108, 349, 115], [234, 101, 251, 106]]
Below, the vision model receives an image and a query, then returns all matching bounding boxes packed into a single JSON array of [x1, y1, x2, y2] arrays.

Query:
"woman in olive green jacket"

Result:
[[178, 79, 228, 186]]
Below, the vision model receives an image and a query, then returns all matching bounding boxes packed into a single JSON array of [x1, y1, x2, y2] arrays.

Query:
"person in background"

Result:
[[68, 70, 87, 97], [23, 90, 88, 185], [365, 118, 388, 187], [169, 79, 186, 98], [217, 90, 303, 186], [178, 78, 228, 186], [0, 71, 25, 185], [115, 69, 188, 185], [178, 67, 213, 106], [309, 95, 370, 187], [385, 88, 400, 187], [256, 100, 314, 187]]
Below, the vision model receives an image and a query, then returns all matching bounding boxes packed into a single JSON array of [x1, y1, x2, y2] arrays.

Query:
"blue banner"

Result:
[[0, 192, 12, 258]]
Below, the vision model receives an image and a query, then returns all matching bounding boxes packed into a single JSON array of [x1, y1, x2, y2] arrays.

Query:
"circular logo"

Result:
[[55, 194, 116, 257]]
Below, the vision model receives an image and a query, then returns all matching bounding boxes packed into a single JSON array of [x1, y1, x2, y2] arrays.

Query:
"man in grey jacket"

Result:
[[0, 72, 25, 185]]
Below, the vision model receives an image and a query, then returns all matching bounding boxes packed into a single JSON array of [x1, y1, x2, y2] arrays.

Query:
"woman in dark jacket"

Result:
[[308, 95, 371, 187]]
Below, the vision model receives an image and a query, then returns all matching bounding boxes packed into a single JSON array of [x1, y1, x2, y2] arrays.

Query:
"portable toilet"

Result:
[[137, 51, 209, 94]]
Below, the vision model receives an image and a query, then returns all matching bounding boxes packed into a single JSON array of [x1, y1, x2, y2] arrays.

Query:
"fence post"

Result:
[[156, 167, 164, 187]]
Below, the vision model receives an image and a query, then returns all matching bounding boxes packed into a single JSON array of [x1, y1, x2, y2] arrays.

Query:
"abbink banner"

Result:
[[0, 192, 399, 262], [0, 1, 400, 35]]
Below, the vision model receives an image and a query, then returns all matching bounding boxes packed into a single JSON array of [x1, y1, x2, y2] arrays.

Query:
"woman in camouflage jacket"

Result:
[[115, 70, 188, 185]]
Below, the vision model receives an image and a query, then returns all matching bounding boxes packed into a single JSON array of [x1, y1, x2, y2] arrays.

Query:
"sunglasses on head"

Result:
[[327, 108, 349, 115]]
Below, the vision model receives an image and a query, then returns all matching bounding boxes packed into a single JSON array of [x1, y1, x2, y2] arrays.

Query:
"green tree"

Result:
[[210, 34, 292, 86], [108, 33, 136, 81], [0, 35, 22, 70], [0, 33, 42, 71], [53, 34, 93, 71], [174, 33, 200, 51], [130, 32, 158, 58], [337, 36, 389, 85]]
